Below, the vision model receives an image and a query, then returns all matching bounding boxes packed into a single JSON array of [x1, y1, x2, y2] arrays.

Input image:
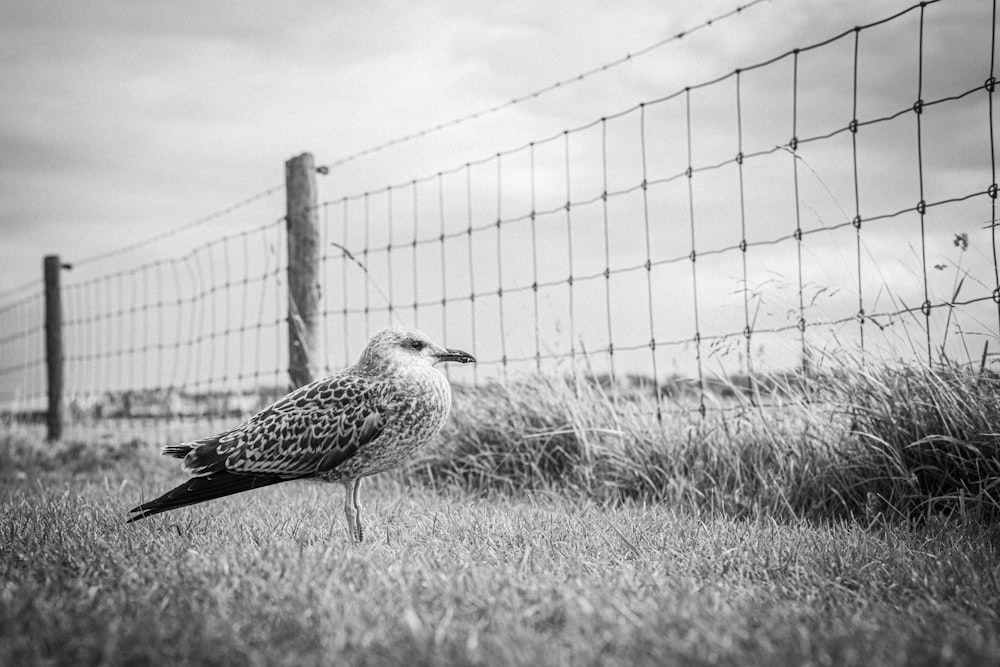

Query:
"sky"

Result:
[[1, 0, 998, 404]]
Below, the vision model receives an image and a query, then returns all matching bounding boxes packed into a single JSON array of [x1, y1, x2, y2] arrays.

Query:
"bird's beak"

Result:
[[434, 348, 476, 364]]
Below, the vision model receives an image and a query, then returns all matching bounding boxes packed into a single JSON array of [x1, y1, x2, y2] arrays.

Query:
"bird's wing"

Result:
[[182, 373, 390, 478]]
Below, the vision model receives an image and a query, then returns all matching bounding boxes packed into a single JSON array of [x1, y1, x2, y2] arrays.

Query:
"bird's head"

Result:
[[358, 328, 476, 373]]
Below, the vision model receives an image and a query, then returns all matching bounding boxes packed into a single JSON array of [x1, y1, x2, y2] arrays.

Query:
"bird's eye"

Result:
[[406, 339, 425, 351]]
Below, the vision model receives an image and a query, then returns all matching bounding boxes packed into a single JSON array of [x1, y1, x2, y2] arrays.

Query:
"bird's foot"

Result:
[[345, 510, 364, 544]]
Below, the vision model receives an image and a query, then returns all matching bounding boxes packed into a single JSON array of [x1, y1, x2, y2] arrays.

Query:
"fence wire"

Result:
[[317, 0, 771, 173]]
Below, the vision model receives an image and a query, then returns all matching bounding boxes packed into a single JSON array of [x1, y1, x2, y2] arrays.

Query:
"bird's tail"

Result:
[[161, 442, 195, 458], [127, 472, 287, 523]]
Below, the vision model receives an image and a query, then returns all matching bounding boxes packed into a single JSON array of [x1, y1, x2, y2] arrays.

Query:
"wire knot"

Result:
[[789, 136, 798, 151], [735, 152, 744, 165], [986, 77, 996, 93], [989, 183, 998, 199], [916, 200, 926, 215], [797, 317, 806, 332], [689, 250, 697, 262], [739, 239, 747, 252], [853, 215, 862, 229], [913, 99, 924, 115], [849, 118, 858, 134], [920, 300, 932, 316]]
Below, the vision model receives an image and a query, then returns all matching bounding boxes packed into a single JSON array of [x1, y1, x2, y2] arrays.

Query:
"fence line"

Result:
[[315, 0, 998, 417], [58, 219, 288, 420]]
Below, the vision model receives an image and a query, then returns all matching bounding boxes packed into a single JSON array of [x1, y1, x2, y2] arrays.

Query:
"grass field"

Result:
[[2, 362, 1000, 666]]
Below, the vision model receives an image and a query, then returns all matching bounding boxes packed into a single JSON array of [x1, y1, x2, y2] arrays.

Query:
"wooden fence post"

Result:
[[44, 255, 63, 441], [285, 152, 322, 389]]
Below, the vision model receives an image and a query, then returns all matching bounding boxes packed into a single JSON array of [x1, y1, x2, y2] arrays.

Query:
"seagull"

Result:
[[128, 327, 475, 542]]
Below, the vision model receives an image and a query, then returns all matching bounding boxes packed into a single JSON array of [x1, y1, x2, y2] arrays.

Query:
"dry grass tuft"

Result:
[[418, 360, 1000, 523], [833, 362, 1000, 520]]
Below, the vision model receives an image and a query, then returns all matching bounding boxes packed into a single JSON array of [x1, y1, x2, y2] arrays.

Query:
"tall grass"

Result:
[[418, 359, 1000, 522], [837, 362, 1000, 520]]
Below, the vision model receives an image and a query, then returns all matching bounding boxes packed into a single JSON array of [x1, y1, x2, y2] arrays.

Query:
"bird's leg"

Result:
[[343, 479, 359, 543], [352, 477, 364, 543], [343, 478, 363, 543]]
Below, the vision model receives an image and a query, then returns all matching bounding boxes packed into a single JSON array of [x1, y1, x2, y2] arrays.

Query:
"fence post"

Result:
[[44, 255, 63, 441], [285, 152, 322, 388]]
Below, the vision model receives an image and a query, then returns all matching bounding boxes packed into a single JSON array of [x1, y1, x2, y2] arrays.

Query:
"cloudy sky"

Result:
[[1, 0, 956, 276], [1, 0, 997, 400]]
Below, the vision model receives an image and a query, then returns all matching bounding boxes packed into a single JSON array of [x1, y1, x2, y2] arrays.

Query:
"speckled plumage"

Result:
[[128, 328, 475, 541]]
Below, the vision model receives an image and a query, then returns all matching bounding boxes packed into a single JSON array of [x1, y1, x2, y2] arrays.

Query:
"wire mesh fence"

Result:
[[60, 219, 288, 420], [0, 287, 45, 414], [316, 0, 1000, 416], [0, 204, 289, 438], [0, 0, 997, 433]]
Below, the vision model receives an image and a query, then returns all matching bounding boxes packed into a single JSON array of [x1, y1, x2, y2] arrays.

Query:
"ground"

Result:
[[1, 425, 998, 666]]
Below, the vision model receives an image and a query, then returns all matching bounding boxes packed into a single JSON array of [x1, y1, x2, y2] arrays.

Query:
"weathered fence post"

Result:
[[44, 255, 63, 441], [285, 152, 322, 389]]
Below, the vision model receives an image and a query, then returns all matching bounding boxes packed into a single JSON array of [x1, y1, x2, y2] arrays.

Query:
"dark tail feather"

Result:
[[127, 472, 290, 522], [161, 443, 194, 458]]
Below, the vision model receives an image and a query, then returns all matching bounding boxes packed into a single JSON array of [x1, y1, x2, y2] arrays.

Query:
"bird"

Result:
[[127, 327, 475, 542]]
